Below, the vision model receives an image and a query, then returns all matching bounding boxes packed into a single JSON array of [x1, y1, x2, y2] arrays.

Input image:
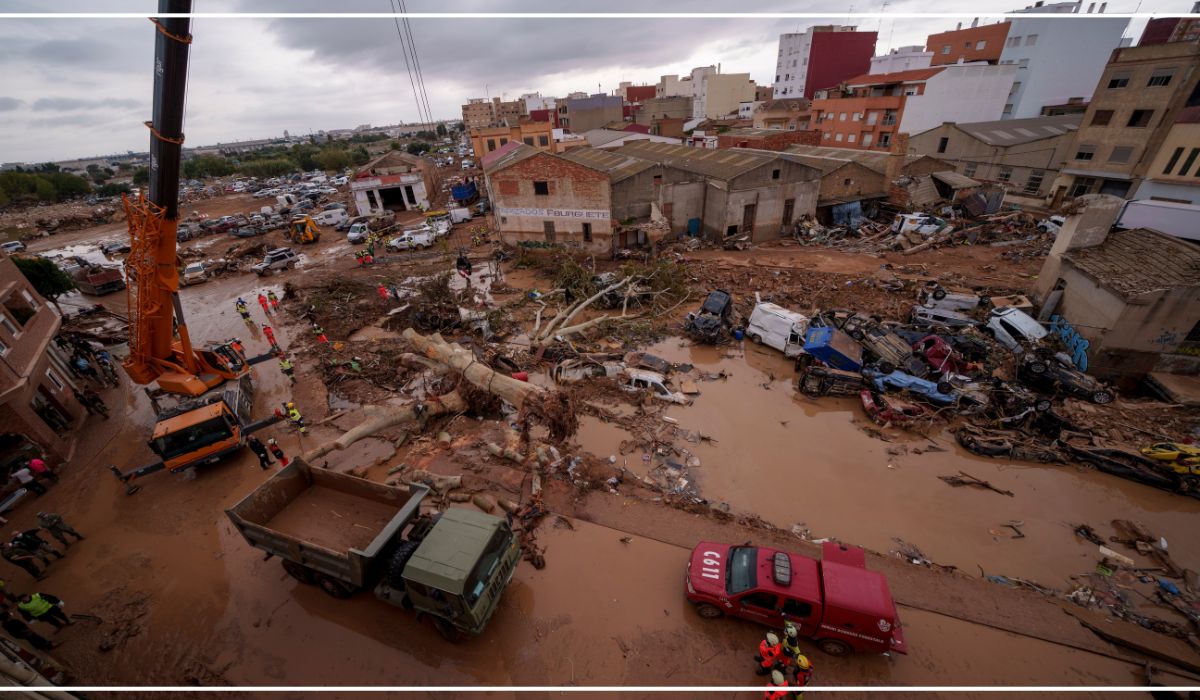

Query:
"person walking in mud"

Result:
[[278, 355, 295, 384], [27, 457, 57, 485], [257, 293, 271, 316], [11, 531, 62, 565], [2, 612, 56, 651], [312, 323, 328, 346], [16, 592, 72, 631], [235, 297, 251, 321], [80, 388, 109, 419], [266, 438, 287, 467], [261, 324, 279, 352], [36, 513, 82, 548], [267, 290, 280, 311], [285, 402, 307, 434], [246, 436, 272, 470], [2, 543, 43, 581]]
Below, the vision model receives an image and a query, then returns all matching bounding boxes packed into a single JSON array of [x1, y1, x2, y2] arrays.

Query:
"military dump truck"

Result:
[[226, 459, 520, 641]]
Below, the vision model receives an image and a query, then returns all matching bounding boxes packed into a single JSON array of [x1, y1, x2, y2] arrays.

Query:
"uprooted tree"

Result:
[[303, 329, 577, 465]]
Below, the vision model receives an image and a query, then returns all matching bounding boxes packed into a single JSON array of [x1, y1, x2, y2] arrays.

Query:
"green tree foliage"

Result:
[[390, 140, 402, 151], [0, 171, 91, 205], [132, 167, 150, 186], [316, 147, 352, 172], [406, 142, 431, 156], [350, 146, 371, 166], [97, 182, 132, 197], [416, 130, 437, 141], [13, 256, 75, 312], [239, 158, 296, 179], [436, 123, 448, 137], [181, 155, 235, 179], [454, 122, 465, 132]]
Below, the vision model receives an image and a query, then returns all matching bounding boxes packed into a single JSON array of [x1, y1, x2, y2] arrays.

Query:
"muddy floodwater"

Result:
[[573, 338, 1200, 588]]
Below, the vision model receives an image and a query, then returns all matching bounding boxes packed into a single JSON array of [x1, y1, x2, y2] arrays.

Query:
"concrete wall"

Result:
[[635, 97, 693, 126], [704, 161, 820, 241], [1000, 15, 1129, 119], [658, 179, 706, 234], [900, 65, 1017, 135], [694, 74, 757, 119], [819, 161, 886, 203], [927, 23, 1009, 65], [1036, 194, 1125, 299], [871, 46, 934, 74], [489, 153, 613, 255]]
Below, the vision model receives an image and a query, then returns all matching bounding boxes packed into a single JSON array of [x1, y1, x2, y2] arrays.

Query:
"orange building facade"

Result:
[[926, 22, 1009, 66]]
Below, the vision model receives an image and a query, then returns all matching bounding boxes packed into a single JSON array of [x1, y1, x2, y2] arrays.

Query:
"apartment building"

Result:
[[773, 26, 877, 99], [870, 46, 934, 74], [459, 96, 527, 130], [926, 21, 1010, 65], [692, 70, 758, 119], [810, 64, 1016, 150], [470, 120, 555, 159], [557, 93, 624, 133], [999, 1, 1129, 119], [0, 253, 85, 464], [751, 98, 812, 131], [1055, 41, 1200, 200], [1134, 108, 1200, 204]]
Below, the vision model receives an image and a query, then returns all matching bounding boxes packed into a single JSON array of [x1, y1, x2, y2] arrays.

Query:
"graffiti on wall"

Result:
[[1049, 314, 1091, 372]]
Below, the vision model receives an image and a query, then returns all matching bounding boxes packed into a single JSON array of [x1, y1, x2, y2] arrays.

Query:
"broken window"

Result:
[[653, 174, 662, 186], [937, 137, 948, 153], [582, 222, 592, 242], [1068, 177, 1097, 198], [1147, 68, 1175, 87], [878, 133, 891, 147], [1107, 71, 1130, 89], [533, 181, 549, 196], [1023, 169, 1045, 194], [1090, 110, 1113, 126], [1108, 146, 1133, 164], [1074, 145, 1096, 161], [771, 168, 780, 180], [3, 291, 36, 326], [1127, 109, 1153, 128]]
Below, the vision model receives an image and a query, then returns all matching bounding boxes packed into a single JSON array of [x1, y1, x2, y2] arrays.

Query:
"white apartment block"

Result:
[[870, 46, 934, 74]]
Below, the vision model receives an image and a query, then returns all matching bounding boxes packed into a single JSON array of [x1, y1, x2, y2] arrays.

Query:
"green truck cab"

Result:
[[226, 458, 519, 641]]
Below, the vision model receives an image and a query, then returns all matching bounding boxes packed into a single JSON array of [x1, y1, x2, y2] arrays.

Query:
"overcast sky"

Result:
[[0, 0, 1187, 163]]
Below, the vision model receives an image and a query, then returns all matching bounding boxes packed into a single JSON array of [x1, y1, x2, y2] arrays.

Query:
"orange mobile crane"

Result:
[[112, 1, 279, 490]]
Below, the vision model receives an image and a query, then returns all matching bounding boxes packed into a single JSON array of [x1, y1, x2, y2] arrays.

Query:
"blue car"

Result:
[[862, 368, 958, 406]]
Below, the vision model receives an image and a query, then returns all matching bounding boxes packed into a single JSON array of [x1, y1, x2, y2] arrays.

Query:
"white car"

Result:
[[181, 261, 208, 285], [891, 213, 951, 236], [620, 369, 689, 405], [1037, 215, 1065, 234], [331, 176, 349, 186], [347, 222, 370, 244], [387, 230, 434, 250]]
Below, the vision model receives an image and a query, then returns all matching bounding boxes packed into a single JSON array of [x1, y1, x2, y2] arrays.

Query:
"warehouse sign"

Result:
[[496, 206, 610, 220]]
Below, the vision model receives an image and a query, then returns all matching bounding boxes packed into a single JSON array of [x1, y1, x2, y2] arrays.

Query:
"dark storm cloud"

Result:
[[32, 97, 141, 111], [0, 97, 22, 111]]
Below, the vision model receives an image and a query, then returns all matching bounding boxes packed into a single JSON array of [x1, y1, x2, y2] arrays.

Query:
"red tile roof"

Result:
[[480, 140, 521, 168], [843, 67, 944, 87]]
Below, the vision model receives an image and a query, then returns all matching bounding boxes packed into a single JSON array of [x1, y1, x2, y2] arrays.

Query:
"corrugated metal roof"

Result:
[[784, 145, 931, 175], [558, 147, 656, 182], [953, 114, 1082, 146], [931, 170, 981, 189], [583, 129, 638, 147], [613, 141, 778, 180], [481, 142, 541, 173]]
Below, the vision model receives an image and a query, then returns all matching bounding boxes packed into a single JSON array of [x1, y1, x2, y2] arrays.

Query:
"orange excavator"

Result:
[[112, 1, 279, 490]]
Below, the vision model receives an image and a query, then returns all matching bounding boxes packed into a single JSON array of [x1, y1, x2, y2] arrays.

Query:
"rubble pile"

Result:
[[0, 200, 124, 237]]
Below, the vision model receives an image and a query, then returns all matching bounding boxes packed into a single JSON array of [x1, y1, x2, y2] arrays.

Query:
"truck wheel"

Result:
[[877, 361, 896, 375], [936, 380, 954, 395], [817, 638, 851, 657], [694, 603, 724, 619], [1028, 361, 1048, 374], [282, 560, 316, 584], [1092, 389, 1114, 405], [315, 573, 355, 599], [849, 329, 865, 341], [433, 617, 464, 643], [750, 333, 763, 345], [387, 539, 421, 591], [932, 288, 947, 300]]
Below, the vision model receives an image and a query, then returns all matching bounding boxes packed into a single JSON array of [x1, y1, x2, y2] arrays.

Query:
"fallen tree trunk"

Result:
[[539, 276, 633, 341], [303, 391, 468, 463]]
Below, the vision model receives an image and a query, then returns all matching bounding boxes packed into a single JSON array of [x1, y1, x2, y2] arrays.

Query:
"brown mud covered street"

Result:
[[2, 188, 1199, 695]]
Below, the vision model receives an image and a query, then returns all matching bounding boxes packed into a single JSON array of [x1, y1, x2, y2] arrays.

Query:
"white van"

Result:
[[387, 229, 434, 250], [746, 302, 808, 358], [450, 207, 472, 224], [987, 307, 1048, 352], [311, 209, 347, 228], [910, 305, 979, 329]]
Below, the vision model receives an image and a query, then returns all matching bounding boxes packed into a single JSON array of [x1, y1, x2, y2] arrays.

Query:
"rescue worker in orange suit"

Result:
[[763, 669, 791, 700], [754, 631, 783, 675]]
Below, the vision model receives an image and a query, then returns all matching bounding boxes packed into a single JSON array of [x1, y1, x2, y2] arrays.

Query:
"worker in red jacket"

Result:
[[754, 631, 783, 675], [763, 670, 791, 700]]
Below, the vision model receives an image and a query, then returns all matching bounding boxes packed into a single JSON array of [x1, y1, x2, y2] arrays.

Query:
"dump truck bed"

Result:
[[226, 459, 429, 588]]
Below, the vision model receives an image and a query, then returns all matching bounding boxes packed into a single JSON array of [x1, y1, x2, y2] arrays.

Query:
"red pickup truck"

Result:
[[685, 540, 907, 657]]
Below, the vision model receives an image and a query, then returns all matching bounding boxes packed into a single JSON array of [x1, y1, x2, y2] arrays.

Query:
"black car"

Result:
[[1017, 351, 1114, 405], [684, 289, 733, 343], [101, 241, 131, 255]]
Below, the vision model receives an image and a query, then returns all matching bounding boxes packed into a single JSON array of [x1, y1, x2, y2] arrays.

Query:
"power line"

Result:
[[399, 0, 435, 126], [389, 0, 428, 126]]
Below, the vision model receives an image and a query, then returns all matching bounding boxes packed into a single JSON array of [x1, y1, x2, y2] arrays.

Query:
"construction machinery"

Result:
[[113, 0, 278, 489], [284, 215, 321, 244]]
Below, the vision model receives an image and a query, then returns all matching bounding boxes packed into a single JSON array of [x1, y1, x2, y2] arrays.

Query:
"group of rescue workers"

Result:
[[756, 621, 814, 699]]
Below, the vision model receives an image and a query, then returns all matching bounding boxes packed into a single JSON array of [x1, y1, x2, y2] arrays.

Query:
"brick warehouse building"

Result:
[[483, 143, 614, 255]]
